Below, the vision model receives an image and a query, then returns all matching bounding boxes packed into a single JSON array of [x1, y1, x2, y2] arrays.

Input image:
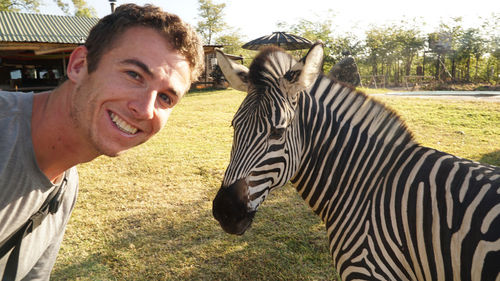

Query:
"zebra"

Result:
[[212, 43, 500, 281]]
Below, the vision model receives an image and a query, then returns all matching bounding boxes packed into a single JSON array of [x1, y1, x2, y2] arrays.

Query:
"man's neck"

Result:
[[31, 82, 100, 182]]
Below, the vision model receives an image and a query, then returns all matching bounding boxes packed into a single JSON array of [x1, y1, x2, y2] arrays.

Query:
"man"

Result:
[[0, 4, 204, 280]]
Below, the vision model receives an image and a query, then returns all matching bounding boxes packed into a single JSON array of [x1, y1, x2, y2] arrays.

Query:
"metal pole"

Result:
[[109, 0, 116, 13]]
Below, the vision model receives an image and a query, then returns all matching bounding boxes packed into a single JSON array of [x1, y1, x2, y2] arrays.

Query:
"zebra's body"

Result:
[[212, 44, 500, 280], [293, 76, 500, 280]]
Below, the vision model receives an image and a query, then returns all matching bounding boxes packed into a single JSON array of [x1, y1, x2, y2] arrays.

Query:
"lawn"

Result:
[[52, 89, 500, 280]]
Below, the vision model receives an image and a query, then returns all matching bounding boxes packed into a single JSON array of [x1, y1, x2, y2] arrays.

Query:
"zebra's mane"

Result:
[[245, 47, 415, 144], [248, 46, 297, 87], [314, 75, 416, 143]]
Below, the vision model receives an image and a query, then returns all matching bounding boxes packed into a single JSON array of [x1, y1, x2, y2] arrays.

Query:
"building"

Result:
[[0, 11, 98, 92], [0, 11, 243, 92], [198, 44, 243, 89]]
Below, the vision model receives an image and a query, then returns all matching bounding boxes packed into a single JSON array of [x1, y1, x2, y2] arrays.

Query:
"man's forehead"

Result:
[[111, 27, 192, 93]]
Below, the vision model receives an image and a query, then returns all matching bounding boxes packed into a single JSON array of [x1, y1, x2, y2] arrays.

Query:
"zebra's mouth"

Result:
[[217, 210, 255, 236], [212, 179, 255, 235]]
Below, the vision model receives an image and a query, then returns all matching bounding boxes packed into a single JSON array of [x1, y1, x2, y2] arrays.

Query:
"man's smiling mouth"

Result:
[[109, 112, 138, 134]]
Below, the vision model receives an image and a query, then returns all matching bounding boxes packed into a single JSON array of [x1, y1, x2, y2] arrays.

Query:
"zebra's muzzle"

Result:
[[212, 178, 255, 235]]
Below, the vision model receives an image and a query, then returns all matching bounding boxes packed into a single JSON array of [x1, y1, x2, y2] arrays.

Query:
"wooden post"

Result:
[[62, 52, 67, 77], [422, 52, 426, 76]]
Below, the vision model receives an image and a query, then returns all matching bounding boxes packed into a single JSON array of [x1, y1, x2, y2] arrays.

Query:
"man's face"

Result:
[[70, 27, 191, 157]]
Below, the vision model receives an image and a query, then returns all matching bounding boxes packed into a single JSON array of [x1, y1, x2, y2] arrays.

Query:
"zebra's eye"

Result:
[[269, 127, 285, 140]]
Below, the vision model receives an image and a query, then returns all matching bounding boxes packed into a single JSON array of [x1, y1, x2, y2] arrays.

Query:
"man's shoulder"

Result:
[[0, 91, 33, 117], [0, 91, 34, 175]]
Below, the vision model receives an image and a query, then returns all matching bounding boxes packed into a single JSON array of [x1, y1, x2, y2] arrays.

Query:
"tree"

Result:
[[215, 31, 243, 55], [0, 0, 96, 17], [0, 0, 38, 12], [458, 28, 484, 82], [394, 23, 425, 77], [278, 17, 334, 70], [364, 27, 389, 77], [277, 11, 362, 72], [478, 14, 499, 83], [435, 18, 464, 81], [196, 0, 227, 45], [215, 30, 254, 67], [64, 0, 96, 17]]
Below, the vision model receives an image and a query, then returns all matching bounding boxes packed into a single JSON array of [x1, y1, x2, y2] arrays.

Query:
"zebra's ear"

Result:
[[297, 42, 324, 89], [215, 49, 249, 92], [285, 42, 323, 97]]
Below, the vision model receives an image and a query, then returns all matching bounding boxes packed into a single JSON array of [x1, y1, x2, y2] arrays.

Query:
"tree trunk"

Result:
[[474, 55, 480, 81], [405, 56, 413, 76], [371, 55, 377, 76], [451, 56, 456, 81], [435, 54, 441, 80], [466, 54, 471, 82]]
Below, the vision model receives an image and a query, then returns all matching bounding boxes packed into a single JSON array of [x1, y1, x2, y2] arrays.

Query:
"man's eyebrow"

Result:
[[121, 59, 154, 78]]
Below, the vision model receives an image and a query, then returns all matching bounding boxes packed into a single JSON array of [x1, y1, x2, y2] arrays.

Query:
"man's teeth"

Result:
[[110, 112, 138, 134]]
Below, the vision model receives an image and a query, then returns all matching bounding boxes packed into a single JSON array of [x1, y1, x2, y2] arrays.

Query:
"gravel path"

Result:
[[376, 92, 500, 102]]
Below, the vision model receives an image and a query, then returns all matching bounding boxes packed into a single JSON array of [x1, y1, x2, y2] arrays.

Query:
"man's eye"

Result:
[[126, 71, 140, 80], [158, 93, 172, 106]]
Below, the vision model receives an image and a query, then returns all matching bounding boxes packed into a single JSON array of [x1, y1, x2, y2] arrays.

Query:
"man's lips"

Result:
[[109, 111, 139, 135]]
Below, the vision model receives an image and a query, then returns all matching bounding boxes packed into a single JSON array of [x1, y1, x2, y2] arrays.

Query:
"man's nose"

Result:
[[128, 90, 156, 119]]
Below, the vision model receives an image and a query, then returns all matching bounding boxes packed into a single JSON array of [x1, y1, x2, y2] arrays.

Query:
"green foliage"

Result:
[[0, 0, 38, 12], [359, 16, 500, 86], [364, 23, 426, 83], [215, 31, 255, 68], [215, 32, 242, 54], [71, 0, 96, 17], [196, 0, 227, 44], [457, 28, 487, 81], [277, 11, 363, 72], [273, 14, 498, 86], [0, 0, 96, 17]]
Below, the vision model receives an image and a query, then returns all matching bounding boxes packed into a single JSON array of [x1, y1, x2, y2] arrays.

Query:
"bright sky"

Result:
[[39, 0, 498, 40]]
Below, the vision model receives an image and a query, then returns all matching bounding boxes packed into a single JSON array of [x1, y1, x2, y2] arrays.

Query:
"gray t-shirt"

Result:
[[0, 91, 78, 280]]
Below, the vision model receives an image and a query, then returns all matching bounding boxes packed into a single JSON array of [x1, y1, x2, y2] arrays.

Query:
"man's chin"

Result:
[[95, 144, 130, 158], [103, 150, 124, 157], [92, 134, 149, 157]]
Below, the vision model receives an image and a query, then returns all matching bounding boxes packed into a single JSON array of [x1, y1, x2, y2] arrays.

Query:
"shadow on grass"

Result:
[[52, 185, 336, 281], [480, 150, 500, 167]]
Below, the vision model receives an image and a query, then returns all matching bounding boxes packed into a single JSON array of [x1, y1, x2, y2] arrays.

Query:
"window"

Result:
[[10, 70, 22, 79]]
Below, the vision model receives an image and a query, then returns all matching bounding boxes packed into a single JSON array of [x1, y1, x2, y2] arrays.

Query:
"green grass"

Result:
[[52, 89, 499, 280], [372, 95, 500, 165]]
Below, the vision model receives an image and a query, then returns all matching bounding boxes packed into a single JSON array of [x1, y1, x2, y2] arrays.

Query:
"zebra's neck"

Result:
[[290, 75, 417, 221]]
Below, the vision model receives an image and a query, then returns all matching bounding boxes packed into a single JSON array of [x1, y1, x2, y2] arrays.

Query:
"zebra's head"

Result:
[[212, 43, 324, 235]]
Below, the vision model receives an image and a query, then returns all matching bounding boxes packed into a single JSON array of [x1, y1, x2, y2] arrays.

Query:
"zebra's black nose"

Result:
[[212, 178, 255, 235]]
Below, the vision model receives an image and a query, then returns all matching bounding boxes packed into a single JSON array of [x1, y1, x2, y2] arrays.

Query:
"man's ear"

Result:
[[67, 45, 89, 83]]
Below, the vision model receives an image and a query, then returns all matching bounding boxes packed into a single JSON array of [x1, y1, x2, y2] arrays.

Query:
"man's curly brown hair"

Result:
[[84, 4, 204, 82]]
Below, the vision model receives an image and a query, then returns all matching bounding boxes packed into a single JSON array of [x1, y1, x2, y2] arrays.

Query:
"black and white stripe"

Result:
[[212, 44, 500, 280]]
